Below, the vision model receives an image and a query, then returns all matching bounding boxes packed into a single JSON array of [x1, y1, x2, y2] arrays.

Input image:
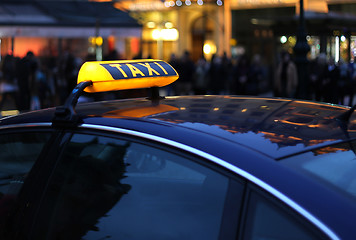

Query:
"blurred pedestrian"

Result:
[[248, 54, 264, 95], [36, 65, 51, 110], [234, 55, 250, 95], [58, 48, 77, 104], [348, 57, 356, 106], [323, 59, 339, 104], [2, 52, 16, 85], [0, 52, 18, 110], [176, 51, 195, 95], [104, 49, 122, 61], [17, 51, 38, 111], [274, 51, 298, 98], [219, 52, 232, 94], [337, 59, 349, 105], [309, 53, 328, 101], [207, 54, 220, 94], [43, 53, 59, 107], [193, 55, 208, 95], [168, 53, 180, 95]]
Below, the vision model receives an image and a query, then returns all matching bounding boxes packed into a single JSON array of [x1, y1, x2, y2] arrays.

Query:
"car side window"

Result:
[[0, 132, 51, 196], [242, 189, 324, 240], [36, 133, 231, 240], [0, 131, 51, 237]]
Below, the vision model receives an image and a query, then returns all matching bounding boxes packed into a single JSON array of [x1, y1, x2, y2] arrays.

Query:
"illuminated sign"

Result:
[[77, 59, 179, 92]]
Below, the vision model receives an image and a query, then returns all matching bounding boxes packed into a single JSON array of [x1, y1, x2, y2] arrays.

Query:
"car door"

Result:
[[29, 129, 245, 240]]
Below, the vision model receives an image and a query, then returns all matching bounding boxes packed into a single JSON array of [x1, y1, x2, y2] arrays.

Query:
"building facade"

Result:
[[2, 0, 356, 64], [0, 1, 142, 61]]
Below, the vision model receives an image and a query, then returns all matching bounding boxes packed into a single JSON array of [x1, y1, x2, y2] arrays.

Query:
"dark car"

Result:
[[0, 59, 354, 239]]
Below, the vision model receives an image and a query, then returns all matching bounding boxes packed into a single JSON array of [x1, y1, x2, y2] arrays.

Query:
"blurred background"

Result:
[[1, 0, 356, 114]]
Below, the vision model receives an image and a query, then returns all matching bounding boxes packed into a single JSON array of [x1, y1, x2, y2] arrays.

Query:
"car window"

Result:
[[0, 131, 51, 236], [242, 189, 323, 240], [35, 133, 230, 240], [281, 141, 356, 201], [0, 132, 51, 196]]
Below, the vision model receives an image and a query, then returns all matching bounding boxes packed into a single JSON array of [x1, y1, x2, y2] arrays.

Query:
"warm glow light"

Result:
[[105, 105, 179, 118], [165, 22, 174, 29], [152, 28, 179, 41], [89, 37, 95, 45], [203, 41, 216, 55], [13, 37, 47, 57], [95, 36, 103, 46], [89, 36, 103, 46], [162, 29, 179, 40], [1, 110, 19, 116], [152, 29, 162, 40], [147, 22, 156, 28], [114, 1, 167, 11], [279, 120, 321, 128], [203, 44, 212, 54]]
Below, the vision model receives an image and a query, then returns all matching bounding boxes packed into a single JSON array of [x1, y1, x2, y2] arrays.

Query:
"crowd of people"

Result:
[[1, 49, 356, 112], [168, 51, 270, 97], [308, 53, 356, 106], [169, 50, 356, 107], [274, 51, 356, 106], [0, 49, 82, 111]]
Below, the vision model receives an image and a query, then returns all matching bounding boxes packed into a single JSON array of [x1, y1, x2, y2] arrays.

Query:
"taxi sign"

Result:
[[77, 59, 179, 93]]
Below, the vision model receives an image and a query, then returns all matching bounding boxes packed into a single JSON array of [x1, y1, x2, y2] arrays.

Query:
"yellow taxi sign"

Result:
[[77, 59, 179, 93]]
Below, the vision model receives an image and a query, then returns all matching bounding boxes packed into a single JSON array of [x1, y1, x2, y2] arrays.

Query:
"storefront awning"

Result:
[[0, 0, 142, 37]]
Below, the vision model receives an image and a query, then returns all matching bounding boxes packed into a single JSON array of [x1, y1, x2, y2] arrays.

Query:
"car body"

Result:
[[0, 60, 355, 239]]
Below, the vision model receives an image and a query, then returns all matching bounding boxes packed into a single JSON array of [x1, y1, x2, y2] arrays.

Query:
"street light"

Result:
[[293, 0, 310, 99]]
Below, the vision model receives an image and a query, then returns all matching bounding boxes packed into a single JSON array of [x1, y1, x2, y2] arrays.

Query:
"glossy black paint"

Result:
[[74, 95, 354, 158]]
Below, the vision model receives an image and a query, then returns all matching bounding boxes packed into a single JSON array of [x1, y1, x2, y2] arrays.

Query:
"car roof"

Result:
[[0, 95, 353, 160]]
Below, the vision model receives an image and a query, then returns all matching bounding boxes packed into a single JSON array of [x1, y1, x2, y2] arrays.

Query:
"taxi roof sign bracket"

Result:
[[148, 87, 164, 102], [52, 81, 93, 128]]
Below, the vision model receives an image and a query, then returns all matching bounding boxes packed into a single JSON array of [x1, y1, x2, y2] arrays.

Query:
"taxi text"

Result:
[[100, 61, 176, 80]]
